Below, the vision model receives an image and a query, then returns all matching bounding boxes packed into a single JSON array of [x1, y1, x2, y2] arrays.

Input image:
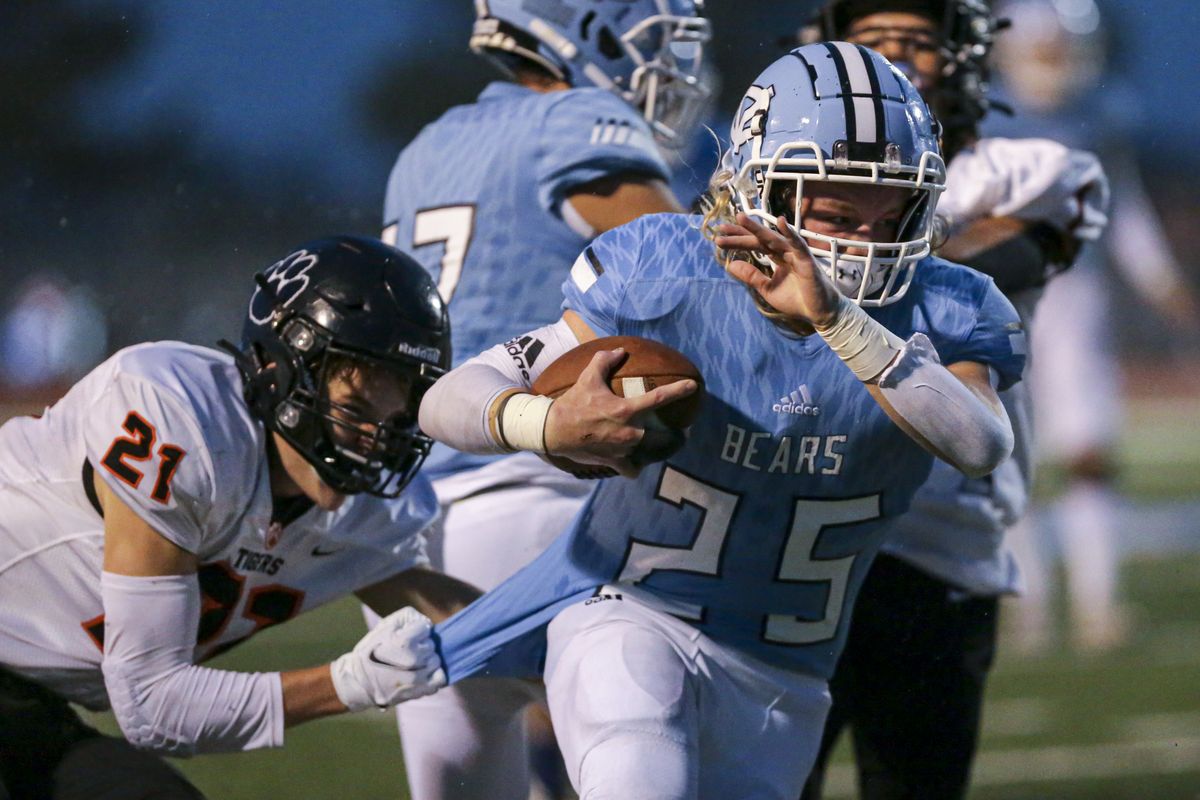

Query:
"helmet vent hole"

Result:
[[580, 10, 595, 40], [597, 26, 621, 60]]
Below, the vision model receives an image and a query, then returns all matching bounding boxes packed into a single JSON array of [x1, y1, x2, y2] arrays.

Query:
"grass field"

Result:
[[59, 395, 1200, 798]]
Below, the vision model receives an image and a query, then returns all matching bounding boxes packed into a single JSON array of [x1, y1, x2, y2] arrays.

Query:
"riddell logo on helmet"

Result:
[[396, 342, 442, 363], [773, 385, 820, 416]]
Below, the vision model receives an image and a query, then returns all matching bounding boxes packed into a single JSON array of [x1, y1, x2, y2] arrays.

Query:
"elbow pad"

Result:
[[878, 334, 1014, 478], [418, 319, 580, 454], [100, 571, 284, 756]]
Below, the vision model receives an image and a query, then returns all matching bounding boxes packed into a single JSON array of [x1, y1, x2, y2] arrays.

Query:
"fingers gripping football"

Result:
[[543, 348, 697, 477], [330, 607, 446, 712]]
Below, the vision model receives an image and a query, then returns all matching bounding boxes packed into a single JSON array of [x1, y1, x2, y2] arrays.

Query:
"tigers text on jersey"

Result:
[[0, 342, 435, 708], [383, 81, 668, 481], [435, 213, 1025, 682]]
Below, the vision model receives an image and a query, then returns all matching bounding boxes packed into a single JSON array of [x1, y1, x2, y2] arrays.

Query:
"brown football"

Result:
[[530, 336, 705, 478]]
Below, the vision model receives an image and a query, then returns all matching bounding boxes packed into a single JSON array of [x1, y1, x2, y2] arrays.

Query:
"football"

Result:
[[530, 336, 705, 478]]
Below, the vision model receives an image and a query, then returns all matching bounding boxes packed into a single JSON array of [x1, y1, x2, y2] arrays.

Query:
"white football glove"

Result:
[[330, 607, 447, 712]]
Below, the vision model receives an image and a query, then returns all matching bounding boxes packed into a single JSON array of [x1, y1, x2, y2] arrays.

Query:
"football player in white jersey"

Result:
[[0, 237, 475, 799], [796, 2, 1109, 799], [379, 2, 709, 798], [990, 0, 1200, 654]]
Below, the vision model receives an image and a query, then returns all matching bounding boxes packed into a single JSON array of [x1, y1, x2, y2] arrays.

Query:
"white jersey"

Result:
[[937, 136, 1108, 241], [0, 342, 435, 708], [880, 137, 1108, 595]]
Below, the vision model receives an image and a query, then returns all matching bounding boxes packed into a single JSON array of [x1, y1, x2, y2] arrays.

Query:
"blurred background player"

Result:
[[796, 2, 1109, 798], [0, 237, 472, 799], [421, 42, 1025, 800], [379, 2, 711, 798], [988, 0, 1200, 654]]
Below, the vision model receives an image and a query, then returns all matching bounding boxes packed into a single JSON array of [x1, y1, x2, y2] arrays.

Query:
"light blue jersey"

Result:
[[384, 81, 668, 480], [436, 214, 1024, 682]]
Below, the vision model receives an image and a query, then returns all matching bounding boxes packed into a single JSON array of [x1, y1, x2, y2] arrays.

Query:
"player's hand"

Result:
[[544, 348, 697, 478], [330, 607, 446, 712], [716, 213, 843, 330]]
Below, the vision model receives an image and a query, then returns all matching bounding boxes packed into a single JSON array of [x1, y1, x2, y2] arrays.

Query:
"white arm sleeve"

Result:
[[877, 333, 1014, 479], [418, 319, 581, 453], [100, 571, 284, 756]]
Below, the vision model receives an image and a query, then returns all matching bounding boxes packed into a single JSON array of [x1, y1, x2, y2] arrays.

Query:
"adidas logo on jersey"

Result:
[[773, 385, 820, 416], [504, 335, 546, 383]]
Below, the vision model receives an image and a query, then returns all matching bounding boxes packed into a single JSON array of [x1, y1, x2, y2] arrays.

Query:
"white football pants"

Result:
[[544, 593, 831, 800], [396, 453, 592, 800]]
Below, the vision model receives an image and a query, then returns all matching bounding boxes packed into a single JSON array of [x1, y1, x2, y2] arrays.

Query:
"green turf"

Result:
[[819, 554, 1200, 799], [1031, 397, 1200, 502]]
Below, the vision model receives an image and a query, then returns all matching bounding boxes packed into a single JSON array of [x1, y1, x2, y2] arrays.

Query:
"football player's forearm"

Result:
[[940, 217, 1062, 294], [282, 665, 346, 726], [101, 571, 285, 755], [418, 318, 580, 453], [418, 358, 522, 454], [815, 296, 1012, 477], [868, 341, 1014, 479], [357, 566, 482, 623], [565, 175, 682, 235]]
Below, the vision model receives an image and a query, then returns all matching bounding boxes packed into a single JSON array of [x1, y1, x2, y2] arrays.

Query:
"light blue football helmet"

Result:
[[470, 0, 712, 147], [722, 41, 947, 306]]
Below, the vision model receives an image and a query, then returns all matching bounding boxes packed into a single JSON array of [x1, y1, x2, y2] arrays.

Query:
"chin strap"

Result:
[[218, 339, 281, 425]]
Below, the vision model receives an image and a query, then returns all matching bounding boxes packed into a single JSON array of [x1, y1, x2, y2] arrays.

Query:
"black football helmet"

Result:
[[223, 236, 450, 498], [805, 0, 1009, 156]]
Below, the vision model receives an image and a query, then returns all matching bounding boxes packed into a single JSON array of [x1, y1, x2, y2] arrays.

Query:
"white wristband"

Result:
[[816, 295, 905, 381], [497, 393, 554, 454]]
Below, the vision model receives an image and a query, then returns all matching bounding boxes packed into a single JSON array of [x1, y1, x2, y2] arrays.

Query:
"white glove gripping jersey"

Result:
[[0, 342, 435, 709], [881, 137, 1111, 595]]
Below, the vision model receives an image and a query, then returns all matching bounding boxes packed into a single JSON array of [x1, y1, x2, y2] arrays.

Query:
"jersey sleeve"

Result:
[[536, 89, 670, 214], [942, 280, 1027, 392], [559, 219, 650, 336], [84, 373, 215, 555], [941, 138, 1110, 241]]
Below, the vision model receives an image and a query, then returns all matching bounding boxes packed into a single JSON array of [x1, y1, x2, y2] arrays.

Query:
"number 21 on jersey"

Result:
[[101, 411, 186, 504]]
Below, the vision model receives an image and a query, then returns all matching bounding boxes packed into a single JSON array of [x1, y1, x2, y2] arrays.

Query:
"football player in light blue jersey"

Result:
[[420, 43, 1025, 799], [380, 2, 710, 799]]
